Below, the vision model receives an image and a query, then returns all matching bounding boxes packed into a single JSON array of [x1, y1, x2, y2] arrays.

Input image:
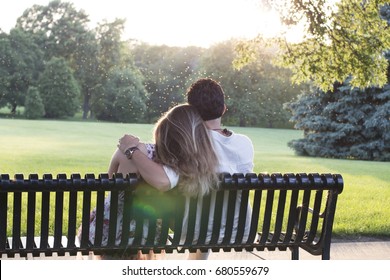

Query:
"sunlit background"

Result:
[[1, 0, 302, 47]]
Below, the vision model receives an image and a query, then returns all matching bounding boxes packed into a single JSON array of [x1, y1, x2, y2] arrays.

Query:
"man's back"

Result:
[[210, 130, 254, 174]]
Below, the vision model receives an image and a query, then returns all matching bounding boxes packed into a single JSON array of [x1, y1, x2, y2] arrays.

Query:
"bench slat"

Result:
[[80, 189, 91, 247], [235, 189, 250, 244], [26, 192, 36, 249], [295, 190, 311, 244], [305, 190, 323, 245], [0, 192, 8, 250], [67, 190, 78, 248], [12, 191, 22, 250], [271, 190, 287, 244], [246, 189, 262, 244], [197, 194, 212, 245], [54, 191, 64, 248], [107, 190, 119, 246], [209, 191, 224, 245], [222, 189, 238, 244], [39, 191, 50, 249], [171, 195, 185, 246], [259, 190, 274, 244], [283, 190, 299, 243]]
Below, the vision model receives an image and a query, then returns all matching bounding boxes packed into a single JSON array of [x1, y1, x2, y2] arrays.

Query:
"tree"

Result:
[[95, 19, 125, 74], [72, 30, 100, 119], [0, 28, 43, 113], [87, 19, 129, 119], [92, 65, 147, 123], [195, 41, 260, 127], [285, 82, 390, 161], [16, 0, 90, 61], [24, 86, 45, 119], [281, 2, 390, 162], [197, 40, 302, 127], [0, 32, 11, 109], [94, 67, 147, 123], [131, 43, 203, 122], [38, 57, 80, 118], [236, 1, 390, 91], [15, 0, 104, 120]]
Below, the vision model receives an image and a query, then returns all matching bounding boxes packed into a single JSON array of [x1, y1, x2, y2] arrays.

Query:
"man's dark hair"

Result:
[[186, 78, 225, 121]]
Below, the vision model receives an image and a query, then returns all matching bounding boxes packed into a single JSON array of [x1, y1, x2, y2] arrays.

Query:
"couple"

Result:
[[89, 78, 255, 259]]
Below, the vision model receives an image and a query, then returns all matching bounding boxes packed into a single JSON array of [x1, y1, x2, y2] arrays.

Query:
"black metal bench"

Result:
[[0, 172, 343, 260]]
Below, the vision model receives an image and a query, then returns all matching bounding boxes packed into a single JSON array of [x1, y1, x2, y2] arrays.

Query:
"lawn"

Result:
[[1, 118, 389, 239]]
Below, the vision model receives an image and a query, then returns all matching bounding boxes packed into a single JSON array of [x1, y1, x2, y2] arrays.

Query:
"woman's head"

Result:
[[154, 104, 219, 196]]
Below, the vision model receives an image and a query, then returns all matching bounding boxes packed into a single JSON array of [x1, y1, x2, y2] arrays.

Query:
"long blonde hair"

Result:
[[154, 104, 219, 197]]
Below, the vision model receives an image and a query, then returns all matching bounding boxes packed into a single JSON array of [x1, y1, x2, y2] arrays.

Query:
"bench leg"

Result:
[[291, 247, 299, 260], [322, 246, 330, 260]]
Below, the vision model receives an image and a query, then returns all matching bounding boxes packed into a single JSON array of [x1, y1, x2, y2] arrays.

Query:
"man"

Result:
[[186, 78, 254, 176], [185, 78, 255, 259]]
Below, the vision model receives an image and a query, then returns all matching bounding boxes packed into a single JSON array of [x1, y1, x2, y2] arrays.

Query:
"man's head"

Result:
[[186, 78, 225, 121]]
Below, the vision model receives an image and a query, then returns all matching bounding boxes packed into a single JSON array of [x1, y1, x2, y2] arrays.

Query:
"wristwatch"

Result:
[[124, 146, 139, 159]]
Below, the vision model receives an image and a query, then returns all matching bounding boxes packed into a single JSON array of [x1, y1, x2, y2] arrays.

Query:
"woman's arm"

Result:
[[130, 150, 171, 191], [107, 149, 120, 178], [118, 134, 172, 191]]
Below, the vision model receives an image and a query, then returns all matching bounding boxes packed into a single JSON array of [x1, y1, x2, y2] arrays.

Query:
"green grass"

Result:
[[1, 118, 389, 239]]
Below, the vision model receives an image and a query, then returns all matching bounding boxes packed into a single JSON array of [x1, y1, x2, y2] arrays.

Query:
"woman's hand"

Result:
[[117, 134, 140, 154]]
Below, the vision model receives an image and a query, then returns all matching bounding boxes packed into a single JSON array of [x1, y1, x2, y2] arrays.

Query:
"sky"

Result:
[[0, 0, 300, 47]]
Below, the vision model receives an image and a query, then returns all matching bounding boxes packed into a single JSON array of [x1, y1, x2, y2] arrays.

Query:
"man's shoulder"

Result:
[[211, 129, 253, 144], [230, 131, 253, 143]]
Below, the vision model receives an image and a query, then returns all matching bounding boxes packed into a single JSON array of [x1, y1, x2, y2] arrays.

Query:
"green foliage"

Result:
[[86, 19, 130, 119], [71, 30, 100, 119], [238, 1, 390, 91], [0, 28, 43, 112], [197, 40, 304, 127], [2, 1, 304, 128], [38, 57, 80, 118], [24, 86, 45, 119], [198, 41, 261, 127], [278, 1, 389, 91], [285, 82, 390, 161], [16, 0, 90, 61], [131, 43, 203, 122], [15, 0, 125, 120], [95, 19, 126, 72], [279, 3, 390, 161], [92, 66, 148, 123]]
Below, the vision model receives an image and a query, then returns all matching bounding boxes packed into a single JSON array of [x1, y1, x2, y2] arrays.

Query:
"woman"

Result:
[[86, 104, 219, 258], [117, 103, 220, 197]]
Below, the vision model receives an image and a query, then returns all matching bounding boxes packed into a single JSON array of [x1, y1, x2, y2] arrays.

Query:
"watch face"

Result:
[[125, 147, 138, 159], [125, 148, 132, 158]]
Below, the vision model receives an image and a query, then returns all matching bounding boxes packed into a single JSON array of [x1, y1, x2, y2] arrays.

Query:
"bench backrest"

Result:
[[0, 172, 343, 259]]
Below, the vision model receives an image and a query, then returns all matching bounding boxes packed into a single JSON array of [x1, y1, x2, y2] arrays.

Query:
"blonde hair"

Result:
[[154, 104, 219, 197]]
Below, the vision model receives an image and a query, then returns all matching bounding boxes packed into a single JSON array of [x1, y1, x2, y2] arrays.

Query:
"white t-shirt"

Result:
[[209, 130, 254, 174], [164, 129, 255, 244]]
